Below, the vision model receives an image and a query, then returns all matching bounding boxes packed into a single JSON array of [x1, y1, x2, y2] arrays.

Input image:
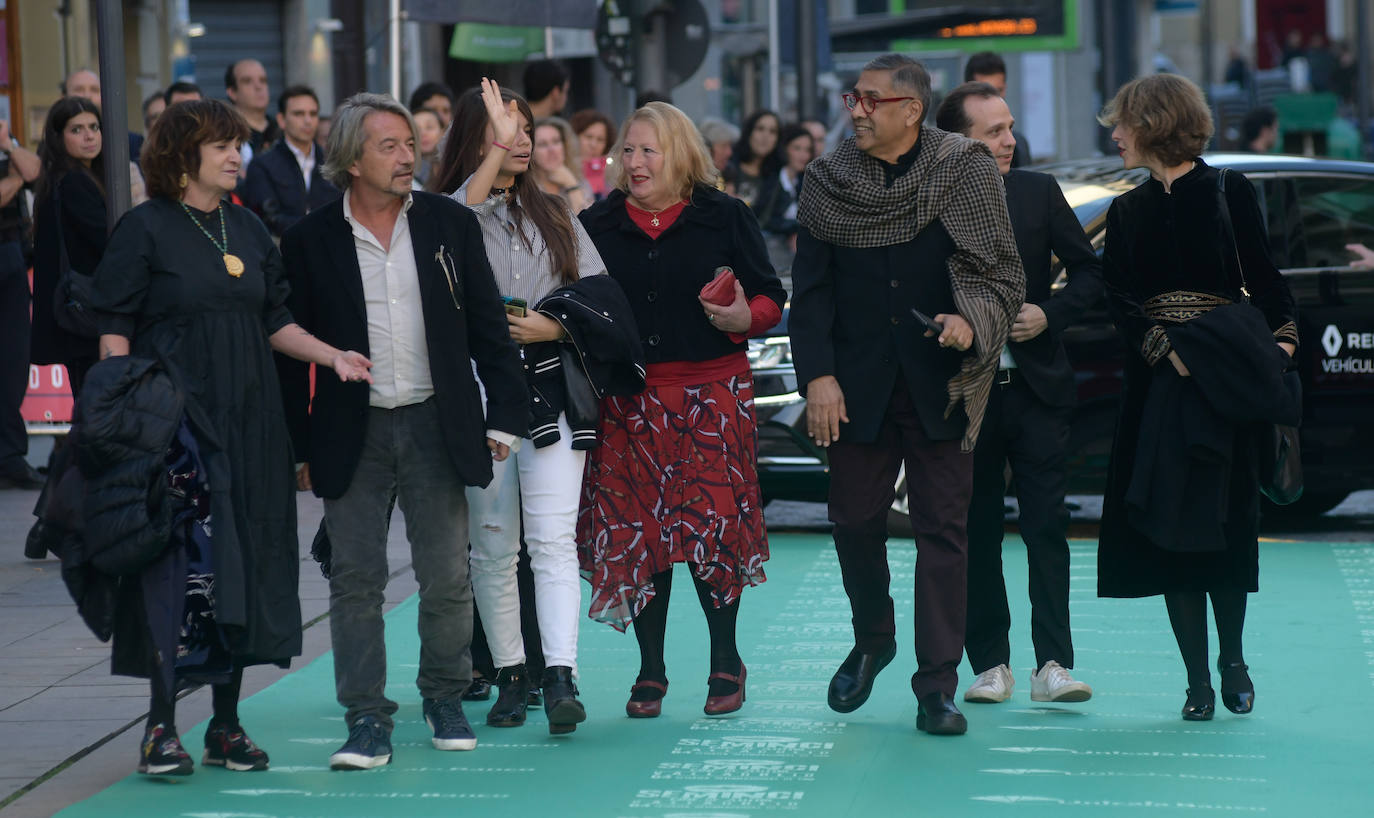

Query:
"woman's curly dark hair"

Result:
[[141, 99, 251, 199]]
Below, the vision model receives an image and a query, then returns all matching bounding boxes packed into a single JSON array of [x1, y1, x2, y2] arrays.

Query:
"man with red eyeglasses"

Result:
[[789, 53, 1024, 736]]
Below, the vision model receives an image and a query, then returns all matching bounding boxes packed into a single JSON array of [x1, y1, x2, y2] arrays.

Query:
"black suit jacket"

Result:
[[1002, 169, 1102, 407], [278, 192, 527, 499], [791, 220, 970, 444], [243, 140, 341, 237]]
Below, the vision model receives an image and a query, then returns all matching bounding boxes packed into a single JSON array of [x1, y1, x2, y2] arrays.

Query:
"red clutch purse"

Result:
[[700, 266, 738, 306]]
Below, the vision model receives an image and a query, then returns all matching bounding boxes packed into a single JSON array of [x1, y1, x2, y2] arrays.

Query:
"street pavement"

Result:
[[2, 467, 1372, 816]]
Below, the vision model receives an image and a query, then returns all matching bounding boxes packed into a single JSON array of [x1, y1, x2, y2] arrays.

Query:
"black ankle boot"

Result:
[[542, 666, 587, 735], [486, 665, 529, 727], [1218, 660, 1254, 714]]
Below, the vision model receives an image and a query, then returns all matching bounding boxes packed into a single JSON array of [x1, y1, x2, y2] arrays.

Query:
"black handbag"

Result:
[[1216, 168, 1304, 506], [50, 178, 101, 338]]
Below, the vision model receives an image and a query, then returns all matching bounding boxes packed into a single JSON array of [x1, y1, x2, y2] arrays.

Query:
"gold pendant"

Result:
[[650, 216, 660, 227], [224, 253, 245, 277]]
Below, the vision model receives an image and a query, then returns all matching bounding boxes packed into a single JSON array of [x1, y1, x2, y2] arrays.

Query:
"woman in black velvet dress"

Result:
[[1095, 75, 1298, 722], [89, 100, 371, 775]]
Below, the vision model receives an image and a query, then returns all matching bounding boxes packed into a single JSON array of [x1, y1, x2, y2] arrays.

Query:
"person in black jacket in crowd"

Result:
[[0, 118, 42, 491], [88, 99, 371, 776], [752, 123, 813, 272], [431, 79, 637, 735], [280, 92, 527, 770], [242, 85, 340, 238], [789, 55, 1024, 737], [936, 81, 1102, 706], [31, 96, 107, 398], [578, 101, 785, 720], [1096, 74, 1298, 721]]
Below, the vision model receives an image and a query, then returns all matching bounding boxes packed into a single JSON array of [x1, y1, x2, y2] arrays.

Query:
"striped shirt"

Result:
[[452, 174, 606, 304]]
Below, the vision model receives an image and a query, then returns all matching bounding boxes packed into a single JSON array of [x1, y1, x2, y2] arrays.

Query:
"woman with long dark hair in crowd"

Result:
[[87, 99, 370, 775], [578, 101, 785, 718], [752, 123, 813, 272], [722, 109, 781, 207], [432, 80, 638, 735], [31, 96, 106, 397], [1095, 74, 1299, 721]]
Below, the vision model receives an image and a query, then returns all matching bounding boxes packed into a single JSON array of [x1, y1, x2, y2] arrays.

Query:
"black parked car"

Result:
[[752, 153, 1374, 525]]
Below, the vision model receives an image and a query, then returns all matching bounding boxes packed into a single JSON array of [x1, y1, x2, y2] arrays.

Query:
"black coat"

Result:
[[279, 192, 528, 499], [578, 186, 786, 365], [30, 171, 105, 366], [1002, 169, 1103, 407], [1098, 162, 1298, 598], [790, 220, 970, 444], [241, 140, 340, 237], [526, 274, 646, 448]]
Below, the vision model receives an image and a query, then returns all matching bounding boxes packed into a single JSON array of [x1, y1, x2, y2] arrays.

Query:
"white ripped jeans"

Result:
[[467, 412, 585, 673]]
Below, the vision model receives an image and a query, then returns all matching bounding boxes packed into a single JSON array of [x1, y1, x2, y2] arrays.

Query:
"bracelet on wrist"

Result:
[[491, 140, 511, 151]]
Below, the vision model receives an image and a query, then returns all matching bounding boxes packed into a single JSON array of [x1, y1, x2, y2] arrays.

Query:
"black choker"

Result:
[[489, 186, 510, 196]]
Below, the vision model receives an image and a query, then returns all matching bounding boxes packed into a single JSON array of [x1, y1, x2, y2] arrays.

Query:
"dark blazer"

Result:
[[30, 171, 106, 366], [1003, 168, 1103, 407], [790, 219, 970, 444], [278, 192, 528, 499], [242, 140, 340, 237], [579, 186, 785, 364]]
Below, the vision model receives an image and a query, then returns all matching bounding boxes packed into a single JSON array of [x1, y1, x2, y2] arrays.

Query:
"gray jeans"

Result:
[[323, 398, 473, 730]]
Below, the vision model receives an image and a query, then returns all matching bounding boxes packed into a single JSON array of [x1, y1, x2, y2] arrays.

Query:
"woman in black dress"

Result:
[[1095, 75, 1298, 721], [89, 100, 371, 775], [31, 96, 107, 396]]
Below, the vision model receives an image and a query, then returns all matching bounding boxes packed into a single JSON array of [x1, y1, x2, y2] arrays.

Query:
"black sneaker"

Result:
[[138, 722, 194, 776], [330, 715, 392, 770], [203, 722, 270, 771], [423, 698, 477, 751]]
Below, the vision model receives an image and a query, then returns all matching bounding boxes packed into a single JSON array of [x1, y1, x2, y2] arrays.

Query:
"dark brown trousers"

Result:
[[827, 380, 973, 698]]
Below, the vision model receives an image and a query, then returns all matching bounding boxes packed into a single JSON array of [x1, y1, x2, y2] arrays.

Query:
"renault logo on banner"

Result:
[[1323, 325, 1343, 357]]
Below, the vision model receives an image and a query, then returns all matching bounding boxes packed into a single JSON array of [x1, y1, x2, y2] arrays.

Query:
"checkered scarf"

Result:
[[797, 129, 1025, 451]]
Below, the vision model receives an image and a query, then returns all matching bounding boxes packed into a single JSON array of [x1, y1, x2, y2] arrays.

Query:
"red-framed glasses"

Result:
[[842, 92, 914, 115]]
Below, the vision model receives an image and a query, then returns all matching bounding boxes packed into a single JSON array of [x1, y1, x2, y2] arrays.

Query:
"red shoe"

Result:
[[626, 679, 668, 718], [704, 664, 747, 716]]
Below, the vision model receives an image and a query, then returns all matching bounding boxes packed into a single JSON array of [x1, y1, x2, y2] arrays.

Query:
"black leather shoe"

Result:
[[0, 462, 43, 491], [827, 642, 896, 714], [461, 677, 492, 702], [1218, 661, 1254, 714], [542, 666, 586, 735], [916, 692, 968, 735], [486, 665, 529, 727], [1182, 686, 1216, 721]]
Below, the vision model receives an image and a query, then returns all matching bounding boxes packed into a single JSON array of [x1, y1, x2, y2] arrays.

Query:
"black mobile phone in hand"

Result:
[[502, 296, 527, 317], [910, 308, 944, 335]]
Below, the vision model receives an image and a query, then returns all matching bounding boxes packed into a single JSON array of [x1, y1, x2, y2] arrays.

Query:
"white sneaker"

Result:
[[964, 664, 1014, 703], [1030, 660, 1093, 703]]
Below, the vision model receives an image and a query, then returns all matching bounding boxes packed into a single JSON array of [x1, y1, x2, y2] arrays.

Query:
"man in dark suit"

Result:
[[790, 55, 1024, 736], [243, 85, 339, 238], [280, 93, 527, 770], [935, 82, 1102, 705]]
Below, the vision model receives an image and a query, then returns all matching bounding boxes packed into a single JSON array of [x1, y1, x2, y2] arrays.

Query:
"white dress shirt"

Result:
[[287, 140, 315, 192], [343, 192, 519, 449], [344, 193, 434, 409]]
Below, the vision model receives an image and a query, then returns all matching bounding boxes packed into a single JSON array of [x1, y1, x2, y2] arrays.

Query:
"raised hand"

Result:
[[480, 77, 519, 148]]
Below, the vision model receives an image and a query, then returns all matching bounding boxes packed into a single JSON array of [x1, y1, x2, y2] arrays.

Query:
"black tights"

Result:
[[1164, 590, 1248, 689], [148, 666, 245, 732], [631, 567, 742, 699]]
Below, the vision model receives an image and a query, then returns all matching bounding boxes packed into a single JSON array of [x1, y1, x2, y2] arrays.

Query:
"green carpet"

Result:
[[57, 534, 1374, 817]]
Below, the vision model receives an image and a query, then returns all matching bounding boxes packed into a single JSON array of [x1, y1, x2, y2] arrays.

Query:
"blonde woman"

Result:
[[532, 116, 591, 212]]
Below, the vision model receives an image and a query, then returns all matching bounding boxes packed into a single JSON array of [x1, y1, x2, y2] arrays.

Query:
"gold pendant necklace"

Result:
[[640, 200, 684, 228], [179, 200, 242, 277]]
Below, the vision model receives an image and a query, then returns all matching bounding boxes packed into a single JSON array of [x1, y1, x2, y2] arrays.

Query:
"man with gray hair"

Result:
[[789, 54, 1024, 735], [278, 92, 527, 769]]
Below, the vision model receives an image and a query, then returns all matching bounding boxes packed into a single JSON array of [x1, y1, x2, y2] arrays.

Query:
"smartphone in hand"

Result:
[[502, 296, 528, 317], [910, 308, 944, 336]]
